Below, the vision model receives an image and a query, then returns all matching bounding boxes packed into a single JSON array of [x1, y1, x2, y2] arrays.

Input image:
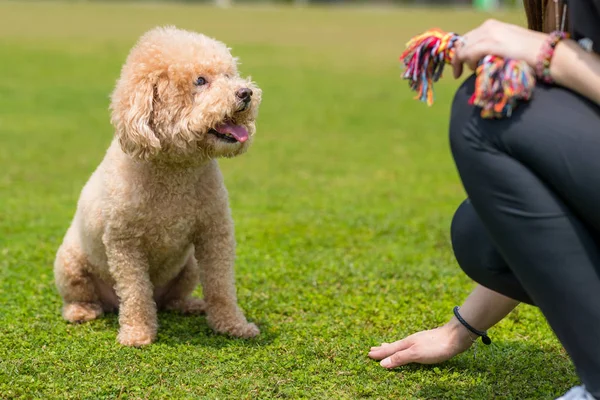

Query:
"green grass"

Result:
[[0, 1, 578, 399]]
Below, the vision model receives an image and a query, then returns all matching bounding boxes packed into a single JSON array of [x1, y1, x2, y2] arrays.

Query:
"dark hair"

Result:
[[524, 0, 569, 32]]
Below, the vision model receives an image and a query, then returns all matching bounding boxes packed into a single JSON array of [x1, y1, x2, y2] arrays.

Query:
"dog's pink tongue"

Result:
[[215, 123, 249, 143]]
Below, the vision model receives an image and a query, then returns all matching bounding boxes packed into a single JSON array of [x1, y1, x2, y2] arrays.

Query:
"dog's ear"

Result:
[[110, 76, 161, 160]]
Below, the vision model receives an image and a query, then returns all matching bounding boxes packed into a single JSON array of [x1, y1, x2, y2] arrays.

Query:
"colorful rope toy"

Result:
[[399, 28, 536, 119]]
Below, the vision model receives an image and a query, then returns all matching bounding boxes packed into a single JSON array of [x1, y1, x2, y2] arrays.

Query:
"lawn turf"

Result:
[[0, 2, 578, 399]]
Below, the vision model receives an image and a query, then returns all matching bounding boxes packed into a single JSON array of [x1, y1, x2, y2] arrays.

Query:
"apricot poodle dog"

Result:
[[54, 26, 262, 347]]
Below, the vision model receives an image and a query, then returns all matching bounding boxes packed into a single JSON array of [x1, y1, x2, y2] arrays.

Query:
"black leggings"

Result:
[[449, 75, 600, 397]]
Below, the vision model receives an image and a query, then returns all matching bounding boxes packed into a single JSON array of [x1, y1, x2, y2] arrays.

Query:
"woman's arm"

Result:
[[368, 285, 519, 369], [455, 284, 520, 332], [452, 19, 600, 105], [551, 40, 600, 105]]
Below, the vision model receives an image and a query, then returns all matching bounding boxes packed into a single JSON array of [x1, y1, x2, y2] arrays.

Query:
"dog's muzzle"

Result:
[[236, 88, 252, 112]]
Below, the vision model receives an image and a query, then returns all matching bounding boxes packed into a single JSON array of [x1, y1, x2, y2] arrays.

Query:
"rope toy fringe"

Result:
[[399, 29, 535, 119]]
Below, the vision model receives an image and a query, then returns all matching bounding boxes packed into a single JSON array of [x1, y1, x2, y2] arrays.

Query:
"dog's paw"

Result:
[[229, 322, 260, 338], [209, 319, 260, 339], [164, 297, 206, 315], [62, 302, 103, 323], [117, 325, 156, 347]]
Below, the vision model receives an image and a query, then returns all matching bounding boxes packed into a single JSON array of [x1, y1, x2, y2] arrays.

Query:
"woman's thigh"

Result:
[[453, 76, 600, 232]]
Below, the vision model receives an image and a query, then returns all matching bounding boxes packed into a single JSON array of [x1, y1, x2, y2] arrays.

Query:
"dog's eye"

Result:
[[195, 77, 207, 86]]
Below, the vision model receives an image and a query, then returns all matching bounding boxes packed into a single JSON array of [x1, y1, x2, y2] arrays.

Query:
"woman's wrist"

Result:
[[445, 316, 476, 350], [533, 31, 570, 84], [444, 286, 519, 348], [548, 38, 600, 105], [549, 39, 581, 86], [522, 30, 548, 69]]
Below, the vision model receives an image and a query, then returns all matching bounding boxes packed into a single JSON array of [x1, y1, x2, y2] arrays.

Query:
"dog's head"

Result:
[[110, 26, 261, 162]]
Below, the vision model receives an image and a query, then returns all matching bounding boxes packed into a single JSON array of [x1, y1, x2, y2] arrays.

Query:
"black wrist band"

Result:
[[453, 306, 492, 345]]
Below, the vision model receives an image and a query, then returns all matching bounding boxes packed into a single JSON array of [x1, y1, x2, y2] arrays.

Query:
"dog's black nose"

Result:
[[236, 88, 253, 101]]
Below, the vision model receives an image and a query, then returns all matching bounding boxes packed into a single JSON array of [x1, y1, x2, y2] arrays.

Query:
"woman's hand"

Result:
[[451, 18, 600, 105], [369, 286, 520, 369], [452, 19, 547, 79], [368, 318, 474, 369]]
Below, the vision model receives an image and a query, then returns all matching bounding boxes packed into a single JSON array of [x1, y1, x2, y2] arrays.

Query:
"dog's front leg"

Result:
[[105, 238, 157, 346], [195, 222, 259, 339]]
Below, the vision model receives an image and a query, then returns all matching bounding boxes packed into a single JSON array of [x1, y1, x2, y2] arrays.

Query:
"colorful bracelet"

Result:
[[535, 31, 569, 84]]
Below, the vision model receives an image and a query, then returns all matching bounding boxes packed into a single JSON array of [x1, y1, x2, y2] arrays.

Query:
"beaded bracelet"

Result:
[[536, 31, 569, 84]]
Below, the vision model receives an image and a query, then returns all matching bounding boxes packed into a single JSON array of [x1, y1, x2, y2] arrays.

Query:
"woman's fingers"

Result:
[[455, 43, 487, 75], [451, 36, 466, 79], [368, 339, 420, 368], [368, 339, 412, 360], [452, 57, 464, 79], [379, 346, 419, 369]]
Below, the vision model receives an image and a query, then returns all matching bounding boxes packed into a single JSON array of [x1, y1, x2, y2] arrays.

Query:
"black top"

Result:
[[569, 0, 600, 54]]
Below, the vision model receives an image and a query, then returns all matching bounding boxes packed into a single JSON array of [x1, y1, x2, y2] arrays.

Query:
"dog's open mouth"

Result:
[[208, 121, 249, 143]]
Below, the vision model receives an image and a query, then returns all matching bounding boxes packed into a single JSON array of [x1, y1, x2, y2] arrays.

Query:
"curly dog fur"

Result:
[[54, 26, 262, 347]]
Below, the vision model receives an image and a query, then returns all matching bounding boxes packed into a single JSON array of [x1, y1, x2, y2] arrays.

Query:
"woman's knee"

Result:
[[451, 199, 503, 283], [450, 199, 478, 276]]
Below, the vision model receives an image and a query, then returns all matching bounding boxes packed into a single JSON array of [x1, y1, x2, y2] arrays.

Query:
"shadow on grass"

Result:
[[96, 311, 276, 349], [387, 340, 577, 399]]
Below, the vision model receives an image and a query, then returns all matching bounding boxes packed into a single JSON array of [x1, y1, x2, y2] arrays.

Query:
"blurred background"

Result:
[[61, 0, 521, 9], [213, 0, 515, 9]]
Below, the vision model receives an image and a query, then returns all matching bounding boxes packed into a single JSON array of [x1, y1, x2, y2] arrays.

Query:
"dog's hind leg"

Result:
[[159, 255, 206, 315], [54, 239, 103, 323]]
